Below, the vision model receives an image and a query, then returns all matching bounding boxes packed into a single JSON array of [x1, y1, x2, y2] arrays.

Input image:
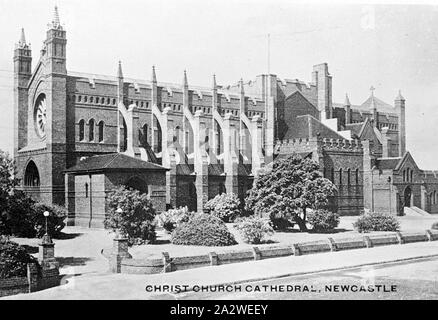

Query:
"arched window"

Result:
[[24, 161, 40, 187], [347, 169, 351, 185], [78, 119, 85, 141], [331, 168, 335, 183], [98, 121, 104, 142], [89, 119, 95, 141], [403, 170, 406, 182], [356, 168, 359, 185], [323, 167, 327, 179], [339, 169, 343, 185], [434, 191, 437, 205], [410, 170, 413, 182], [85, 183, 89, 198]]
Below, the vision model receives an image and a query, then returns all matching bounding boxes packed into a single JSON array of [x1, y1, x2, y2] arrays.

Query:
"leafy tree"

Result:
[[0, 239, 39, 279], [0, 150, 66, 238], [104, 186, 157, 245], [245, 154, 337, 231], [0, 151, 18, 224], [205, 193, 241, 222]]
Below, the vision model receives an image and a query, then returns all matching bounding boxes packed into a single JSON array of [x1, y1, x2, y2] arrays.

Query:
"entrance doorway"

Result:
[[404, 186, 412, 208]]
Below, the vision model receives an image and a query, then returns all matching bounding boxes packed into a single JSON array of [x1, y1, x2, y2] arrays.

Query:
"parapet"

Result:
[[320, 138, 362, 152]]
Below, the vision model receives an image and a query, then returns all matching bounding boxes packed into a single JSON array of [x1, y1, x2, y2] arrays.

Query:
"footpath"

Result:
[[3, 240, 438, 300]]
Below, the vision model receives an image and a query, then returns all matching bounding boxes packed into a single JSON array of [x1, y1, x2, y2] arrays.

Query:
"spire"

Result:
[[183, 70, 188, 88], [212, 74, 217, 90], [151, 65, 157, 84], [52, 5, 61, 29], [19, 28, 26, 46], [117, 60, 123, 79], [344, 93, 351, 106], [396, 90, 405, 101]]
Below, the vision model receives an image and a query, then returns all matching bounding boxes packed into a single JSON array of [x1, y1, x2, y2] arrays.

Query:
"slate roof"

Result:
[[333, 95, 397, 115], [345, 123, 364, 136], [64, 153, 168, 173], [376, 157, 402, 170]]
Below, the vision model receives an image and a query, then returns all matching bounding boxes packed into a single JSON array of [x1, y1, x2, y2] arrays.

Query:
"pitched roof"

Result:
[[376, 157, 402, 170], [345, 122, 364, 136], [333, 95, 397, 115], [64, 153, 168, 173]]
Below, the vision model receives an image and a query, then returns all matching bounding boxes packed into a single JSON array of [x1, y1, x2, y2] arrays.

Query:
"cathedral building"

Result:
[[13, 7, 438, 227]]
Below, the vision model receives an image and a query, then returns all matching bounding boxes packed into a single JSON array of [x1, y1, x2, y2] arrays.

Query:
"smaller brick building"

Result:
[[64, 153, 168, 227]]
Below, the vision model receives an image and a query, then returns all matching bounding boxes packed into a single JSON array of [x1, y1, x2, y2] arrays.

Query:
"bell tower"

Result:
[[13, 28, 32, 157], [43, 5, 67, 75]]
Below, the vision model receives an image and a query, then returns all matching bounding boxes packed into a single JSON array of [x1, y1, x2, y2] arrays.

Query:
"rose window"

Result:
[[34, 94, 47, 139]]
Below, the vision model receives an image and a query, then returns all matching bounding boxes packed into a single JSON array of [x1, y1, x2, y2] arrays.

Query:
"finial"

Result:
[[212, 74, 217, 89], [151, 65, 157, 83], [396, 90, 405, 101], [370, 86, 375, 97], [183, 70, 188, 87], [344, 93, 351, 106], [117, 61, 123, 79], [240, 78, 244, 94], [52, 5, 61, 29], [19, 28, 26, 46]]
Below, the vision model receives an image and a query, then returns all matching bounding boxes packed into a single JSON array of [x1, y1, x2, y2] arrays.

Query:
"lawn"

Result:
[[128, 215, 438, 259]]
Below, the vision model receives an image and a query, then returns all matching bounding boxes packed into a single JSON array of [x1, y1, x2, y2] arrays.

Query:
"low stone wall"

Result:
[[0, 263, 60, 298], [107, 229, 438, 275], [0, 240, 61, 298], [0, 276, 29, 298]]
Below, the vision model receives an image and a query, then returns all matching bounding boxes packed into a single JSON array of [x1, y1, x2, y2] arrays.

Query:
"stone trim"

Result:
[[106, 229, 438, 275]]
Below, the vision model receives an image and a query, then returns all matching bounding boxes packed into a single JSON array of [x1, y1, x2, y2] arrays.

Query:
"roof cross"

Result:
[[370, 86, 375, 97]]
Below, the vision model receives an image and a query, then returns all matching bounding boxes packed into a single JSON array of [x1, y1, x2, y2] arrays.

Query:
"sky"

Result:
[[1, 0, 438, 169]]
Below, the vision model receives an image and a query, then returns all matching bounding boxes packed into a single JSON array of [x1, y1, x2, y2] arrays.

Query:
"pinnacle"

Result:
[[344, 93, 351, 106], [19, 28, 26, 45], [52, 5, 61, 29], [152, 65, 157, 83], [117, 61, 123, 79]]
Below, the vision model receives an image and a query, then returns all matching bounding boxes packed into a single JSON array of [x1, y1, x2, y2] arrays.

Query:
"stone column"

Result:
[[125, 104, 141, 157], [381, 127, 391, 158], [193, 110, 209, 212], [250, 115, 265, 175], [362, 140, 374, 212], [64, 173, 75, 226], [109, 235, 132, 273], [264, 96, 275, 163], [223, 113, 238, 195]]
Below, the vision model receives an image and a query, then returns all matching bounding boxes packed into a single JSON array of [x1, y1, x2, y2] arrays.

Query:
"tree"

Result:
[[0, 151, 18, 216], [245, 154, 337, 231], [104, 186, 157, 245]]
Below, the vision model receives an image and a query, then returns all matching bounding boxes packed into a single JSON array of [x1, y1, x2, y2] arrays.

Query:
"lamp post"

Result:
[[116, 207, 125, 239], [41, 210, 52, 245]]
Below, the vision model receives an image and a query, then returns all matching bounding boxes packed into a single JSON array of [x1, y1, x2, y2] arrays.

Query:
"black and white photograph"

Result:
[[0, 0, 437, 307]]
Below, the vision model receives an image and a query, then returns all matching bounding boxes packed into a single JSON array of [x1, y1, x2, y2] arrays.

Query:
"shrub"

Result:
[[205, 193, 241, 223], [307, 209, 340, 232], [234, 216, 274, 244], [171, 214, 237, 246], [353, 212, 400, 233], [1, 191, 66, 239], [432, 222, 438, 230], [156, 207, 193, 233], [104, 186, 157, 245], [0, 239, 38, 279]]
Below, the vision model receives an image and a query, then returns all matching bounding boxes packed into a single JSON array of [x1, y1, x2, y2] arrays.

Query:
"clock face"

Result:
[[34, 94, 47, 139]]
